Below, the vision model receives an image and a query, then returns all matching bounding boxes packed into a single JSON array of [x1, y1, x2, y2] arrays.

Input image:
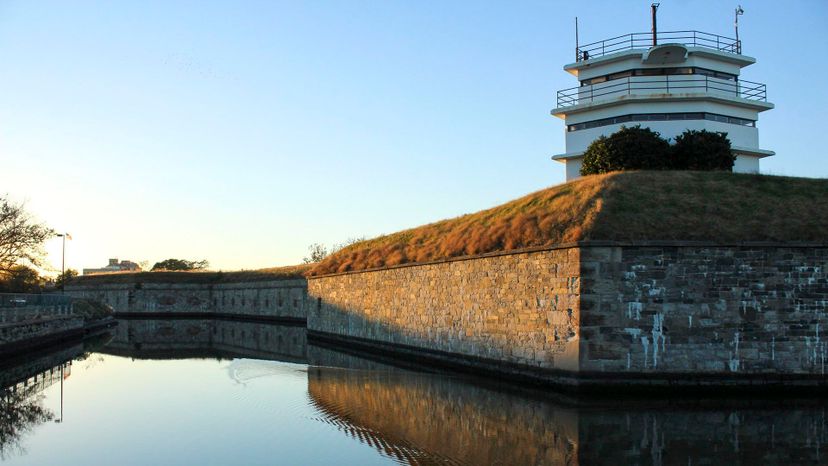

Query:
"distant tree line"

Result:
[[580, 126, 736, 176]]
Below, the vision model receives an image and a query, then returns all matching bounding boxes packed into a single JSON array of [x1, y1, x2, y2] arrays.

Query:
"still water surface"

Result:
[[1, 318, 827, 465]]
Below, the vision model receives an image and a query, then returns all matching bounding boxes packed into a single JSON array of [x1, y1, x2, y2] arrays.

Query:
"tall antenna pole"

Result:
[[575, 17, 580, 61], [735, 5, 744, 53], [651, 3, 660, 47]]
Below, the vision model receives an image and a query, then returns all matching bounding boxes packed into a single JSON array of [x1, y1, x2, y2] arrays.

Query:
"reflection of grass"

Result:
[[309, 171, 828, 275], [69, 264, 310, 285], [0, 387, 54, 460]]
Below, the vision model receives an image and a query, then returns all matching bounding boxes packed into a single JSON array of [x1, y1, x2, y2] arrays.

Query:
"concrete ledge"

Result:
[[309, 330, 828, 396]]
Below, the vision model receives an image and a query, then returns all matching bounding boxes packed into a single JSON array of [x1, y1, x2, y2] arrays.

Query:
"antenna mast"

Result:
[[735, 5, 744, 53], [651, 3, 660, 46], [575, 17, 579, 61]]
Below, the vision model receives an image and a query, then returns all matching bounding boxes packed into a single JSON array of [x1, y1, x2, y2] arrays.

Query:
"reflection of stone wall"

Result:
[[104, 319, 307, 362], [309, 244, 828, 385], [66, 279, 308, 321], [576, 405, 828, 465], [308, 346, 828, 465], [0, 344, 81, 391], [309, 248, 581, 372], [307, 363, 579, 465]]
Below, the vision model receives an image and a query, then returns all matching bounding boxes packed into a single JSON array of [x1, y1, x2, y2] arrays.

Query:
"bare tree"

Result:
[[0, 196, 54, 278], [302, 243, 329, 264], [303, 237, 366, 264]]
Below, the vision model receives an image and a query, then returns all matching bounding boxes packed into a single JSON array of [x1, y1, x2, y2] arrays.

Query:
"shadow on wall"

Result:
[[307, 345, 828, 466]]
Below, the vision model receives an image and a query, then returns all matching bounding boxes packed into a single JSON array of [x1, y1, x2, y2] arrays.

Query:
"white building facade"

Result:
[[551, 30, 774, 181]]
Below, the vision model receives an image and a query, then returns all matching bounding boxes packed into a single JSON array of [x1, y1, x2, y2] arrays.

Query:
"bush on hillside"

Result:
[[580, 126, 736, 175], [670, 129, 735, 171], [580, 126, 670, 175]]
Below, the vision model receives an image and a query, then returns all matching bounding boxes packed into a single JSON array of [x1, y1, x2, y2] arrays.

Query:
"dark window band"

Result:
[[580, 67, 737, 86], [567, 112, 756, 132]]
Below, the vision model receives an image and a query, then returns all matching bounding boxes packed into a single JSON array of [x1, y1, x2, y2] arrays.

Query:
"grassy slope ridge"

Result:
[[310, 171, 828, 276], [69, 264, 309, 285]]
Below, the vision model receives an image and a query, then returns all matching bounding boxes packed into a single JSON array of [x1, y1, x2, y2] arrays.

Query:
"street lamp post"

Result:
[[56, 233, 71, 293]]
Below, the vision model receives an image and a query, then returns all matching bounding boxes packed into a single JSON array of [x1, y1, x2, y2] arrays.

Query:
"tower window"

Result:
[[580, 67, 736, 86], [567, 112, 755, 132]]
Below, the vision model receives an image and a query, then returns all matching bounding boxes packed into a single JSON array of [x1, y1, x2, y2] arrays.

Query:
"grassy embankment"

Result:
[[66, 171, 828, 280], [308, 171, 828, 276]]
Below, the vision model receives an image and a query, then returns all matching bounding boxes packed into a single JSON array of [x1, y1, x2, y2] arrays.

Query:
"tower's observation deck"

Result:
[[551, 29, 774, 181]]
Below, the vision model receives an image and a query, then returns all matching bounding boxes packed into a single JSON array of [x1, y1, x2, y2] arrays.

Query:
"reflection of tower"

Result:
[[552, 6, 773, 180]]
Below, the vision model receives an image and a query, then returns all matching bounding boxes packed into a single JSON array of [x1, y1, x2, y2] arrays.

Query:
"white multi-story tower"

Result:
[[551, 9, 774, 181]]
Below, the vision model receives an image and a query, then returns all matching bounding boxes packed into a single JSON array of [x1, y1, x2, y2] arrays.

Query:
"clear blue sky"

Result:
[[1, 1, 825, 272]]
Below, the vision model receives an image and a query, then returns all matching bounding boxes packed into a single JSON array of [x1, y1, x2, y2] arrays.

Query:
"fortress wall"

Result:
[[65, 279, 308, 321], [579, 245, 828, 375], [308, 244, 828, 389], [0, 300, 83, 352], [308, 248, 582, 378]]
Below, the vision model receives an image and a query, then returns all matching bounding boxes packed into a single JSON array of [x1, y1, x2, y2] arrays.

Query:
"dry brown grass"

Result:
[[309, 171, 828, 276], [70, 264, 310, 285], [308, 173, 613, 275]]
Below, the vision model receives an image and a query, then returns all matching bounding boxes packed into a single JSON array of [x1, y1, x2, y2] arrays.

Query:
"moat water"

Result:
[[1, 318, 826, 465]]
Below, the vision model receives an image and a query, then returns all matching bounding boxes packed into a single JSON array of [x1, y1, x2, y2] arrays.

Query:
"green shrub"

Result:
[[580, 126, 737, 176], [580, 126, 670, 176], [670, 129, 735, 171]]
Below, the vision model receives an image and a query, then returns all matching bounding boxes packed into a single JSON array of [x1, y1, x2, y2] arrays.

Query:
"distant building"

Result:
[[83, 258, 141, 275]]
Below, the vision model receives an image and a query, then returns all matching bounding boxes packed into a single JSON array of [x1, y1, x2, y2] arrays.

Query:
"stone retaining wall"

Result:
[[0, 305, 73, 324], [0, 314, 83, 347], [308, 244, 828, 388], [308, 248, 582, 373], [0, 304, 83, 350], [65, 279, 308, 321], [580, 245, 828, 374]]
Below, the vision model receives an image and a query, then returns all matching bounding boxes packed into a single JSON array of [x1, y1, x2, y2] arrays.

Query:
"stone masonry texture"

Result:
[[580, 245, 828, 375], [65, 279, 308, 320], [308, 245, 828, 378], [308, 248, 582, 371]]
